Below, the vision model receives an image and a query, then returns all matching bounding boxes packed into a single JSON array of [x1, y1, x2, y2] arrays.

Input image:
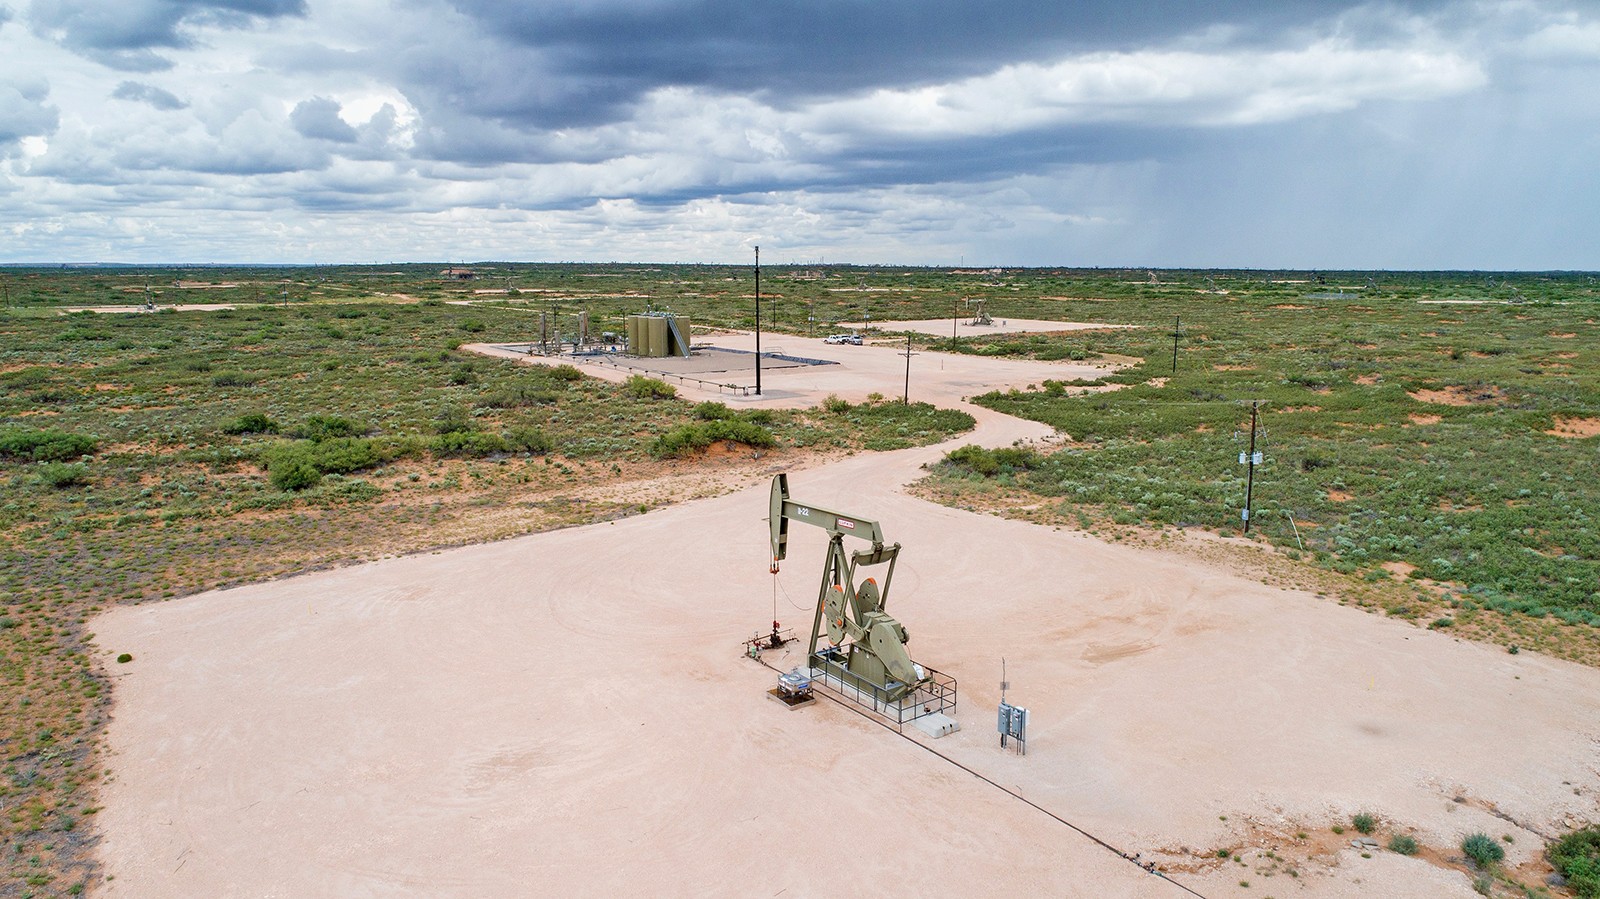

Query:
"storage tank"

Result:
[[647, 316, 669, 358], [626, 316, 642, 355]]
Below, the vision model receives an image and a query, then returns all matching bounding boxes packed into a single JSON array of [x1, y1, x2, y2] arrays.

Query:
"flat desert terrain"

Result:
[[93, 330, 1600, 897]]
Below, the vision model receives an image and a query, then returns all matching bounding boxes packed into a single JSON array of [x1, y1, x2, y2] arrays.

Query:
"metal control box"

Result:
[[998, 701, 1028, 754]]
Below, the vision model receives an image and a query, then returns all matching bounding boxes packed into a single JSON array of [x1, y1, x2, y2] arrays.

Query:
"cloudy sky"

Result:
[[1, 1, 1597, 267]]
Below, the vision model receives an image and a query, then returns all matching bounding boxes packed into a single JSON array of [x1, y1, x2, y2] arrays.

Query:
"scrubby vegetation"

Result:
[[1462, 832, 1506, 867], [0, 270, 981, 894], [2, 261, 1596, 893], [1387, 833, 1419, 855], [1551, 828, 1600, 898], [920, 272, 1600, 651]]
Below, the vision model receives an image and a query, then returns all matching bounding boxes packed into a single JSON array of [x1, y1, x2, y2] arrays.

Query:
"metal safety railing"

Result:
[[807, 646, 957, 728]]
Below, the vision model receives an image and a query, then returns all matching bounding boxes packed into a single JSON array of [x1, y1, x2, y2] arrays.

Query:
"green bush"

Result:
[[38, 462, 90, 488], [310, 437, 383, 474], [1352, 813, 1376, 835], [211, 371, 258, 387], [1550, 828, 1600, 898], [624, 375, 677, 399], [651, 419, 776, 458], [943, 444, 1043, 477], [268, 453, 321, 490], [1387, 834, 1419, 856], [292, 415, 362, 441], [694, 401, 733, 420], [0, 428, 98, 462], [549, 364, 583, 381], [263, 437, 391, 489], [222, 413, 279, 435], [0, 367, 50, 388], [822, 394, 851, 413], [431, 430, 511, 457], [433, 407, 476, 434], [1461, 832, 1504, 867], [507, 425, 553, 455], [479, 385, 558, 409]]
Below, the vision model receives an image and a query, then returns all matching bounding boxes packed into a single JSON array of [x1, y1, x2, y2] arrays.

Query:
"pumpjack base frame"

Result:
[[807, 646, 957, 729]]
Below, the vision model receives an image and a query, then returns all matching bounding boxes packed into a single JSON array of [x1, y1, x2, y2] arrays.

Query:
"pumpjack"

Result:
[[768, 474, 931, 702]]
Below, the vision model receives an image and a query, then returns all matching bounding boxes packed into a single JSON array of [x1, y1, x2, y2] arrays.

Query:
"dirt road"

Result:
[[93, 335, 1600, 897]]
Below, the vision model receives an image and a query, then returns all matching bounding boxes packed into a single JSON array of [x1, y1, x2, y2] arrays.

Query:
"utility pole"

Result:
[[901, 333, 917, 404], [1241, 401, 1260, 533], [1170, 315, 1182, 374], [754, 246, 762, 396]]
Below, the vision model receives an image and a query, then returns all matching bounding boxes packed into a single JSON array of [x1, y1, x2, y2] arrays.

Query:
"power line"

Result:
[[750, 654, 1209, 897]]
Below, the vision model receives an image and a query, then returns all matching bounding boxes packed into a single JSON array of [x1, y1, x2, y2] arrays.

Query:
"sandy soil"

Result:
[[59, 304, 241, 314], [92, 337, 1600, 898], [469, 331, 1118, 404], [837, 317, 1140, 338]]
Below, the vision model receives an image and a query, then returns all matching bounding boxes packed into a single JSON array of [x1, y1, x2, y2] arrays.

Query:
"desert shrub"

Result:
[[1388, 834, 1418, 855], [29, 387, 78, 404], [433, 407, 476, 434], [211, 371, 258, 387], [310, 437, 383, 474], [267, 451, 321, 490], [743, 409, 774, 424], [0, 367, 50, 388], [431, 430, 511, 457], [479, 385, 558, 409], [650, 419, 776, 458], [942, 444, 1042, 477], [1352, 813, 1376, 835], [946, 444, 1001, 475], [1550, 828, 1600, 898], [459, 319, 487, 333], [116, 653, 132, 663], [292, 414, 362, 441], [549, 364, 583, 381], [822, 394, 851, 413], [1462, 832, 1504, 867], [0, 428, 98, 462], [38, 462, 91, 488], [624, 375, 676, 399], [694, 401, 733, 420], [507, 425, 553, 455], [262, 437, 389, 489], [222, 413, 279, 435]]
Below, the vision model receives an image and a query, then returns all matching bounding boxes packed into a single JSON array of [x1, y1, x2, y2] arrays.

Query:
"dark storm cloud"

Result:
[[290, 96, 359, 142], [111, 79, 186, 109], [28, 0, 307, 69], [433, 0, 1451, 128]]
